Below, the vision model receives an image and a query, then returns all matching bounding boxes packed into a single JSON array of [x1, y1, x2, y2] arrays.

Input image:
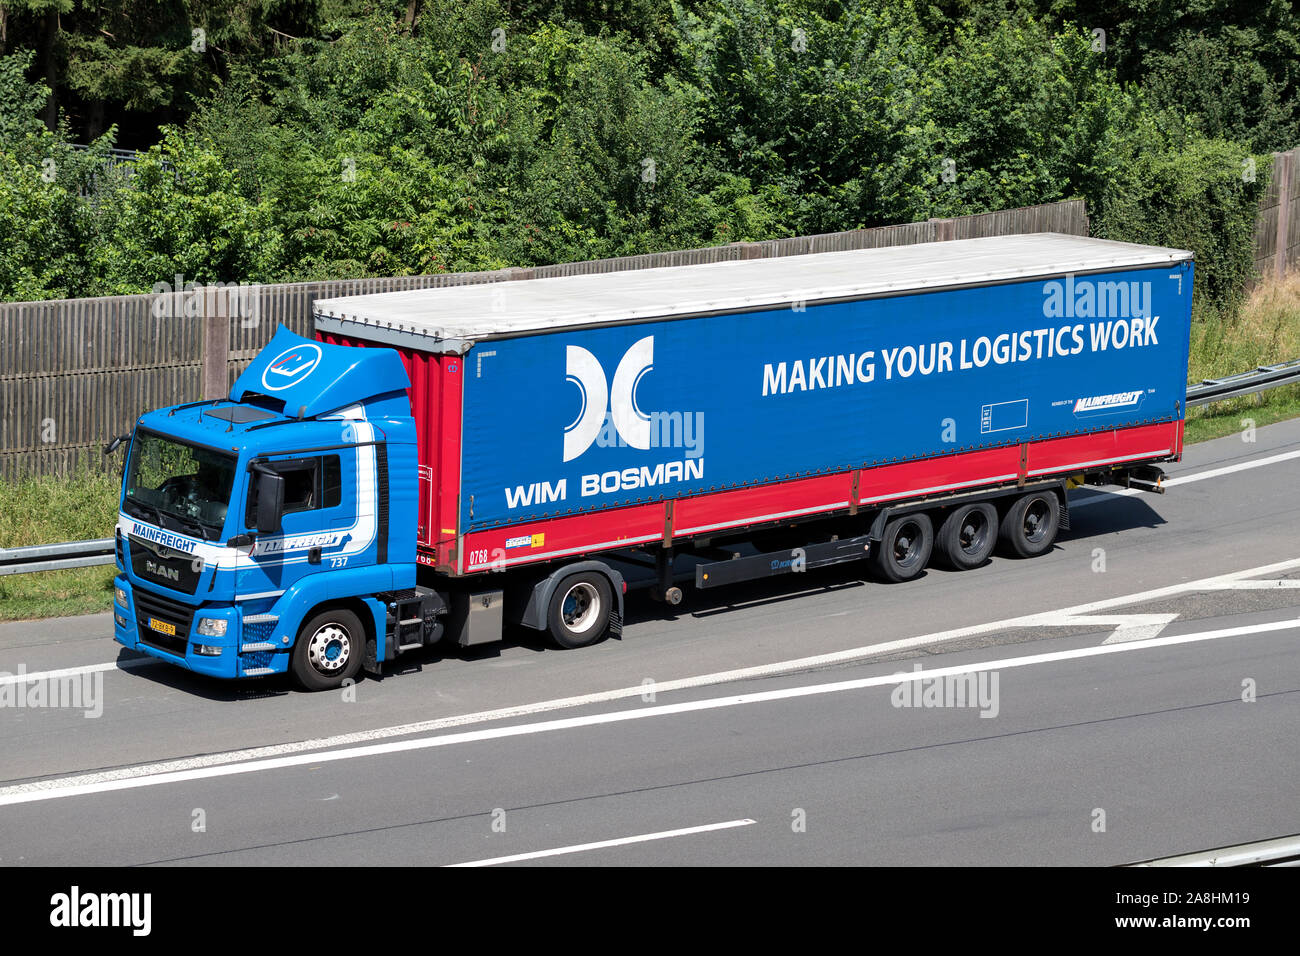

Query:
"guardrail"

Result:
[[3, 358, 1298, 576], [0, 539, 115, 576], [1186, 359, 1300, 406]]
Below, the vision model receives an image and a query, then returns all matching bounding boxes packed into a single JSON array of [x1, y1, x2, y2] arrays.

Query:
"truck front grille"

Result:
[[133, 589, 195, 655], [128, 536, 202, 594]]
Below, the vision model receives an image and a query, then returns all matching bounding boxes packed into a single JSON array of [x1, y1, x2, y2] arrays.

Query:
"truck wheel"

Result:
[[547, 572, 613, 649], [935, 502, 998, 570], [999, 491, 1060, 558], [291, 608, 364, 691], [871, 513, 933, 583]]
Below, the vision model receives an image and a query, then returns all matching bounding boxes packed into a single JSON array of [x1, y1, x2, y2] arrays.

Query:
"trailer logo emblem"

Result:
[[1073, 390, 1144, 416], [564, 336, 656, 461], [262, 344, 323, 391]]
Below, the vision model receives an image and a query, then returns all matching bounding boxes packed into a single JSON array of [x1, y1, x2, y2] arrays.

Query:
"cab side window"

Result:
[[280, 462, 317, 513], [247, 455, 343, 527]]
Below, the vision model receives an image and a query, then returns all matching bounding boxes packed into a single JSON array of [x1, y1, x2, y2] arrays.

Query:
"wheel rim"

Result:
[[560, 582, 600, 632], [958, 510, 990, 555], [893, 519, 925, 567], [1022, 499, 1052, 544], [306, 622, 352, 674]]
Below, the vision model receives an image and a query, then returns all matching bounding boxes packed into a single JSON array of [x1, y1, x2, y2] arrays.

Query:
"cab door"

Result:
[[233, 453, 352, 597]]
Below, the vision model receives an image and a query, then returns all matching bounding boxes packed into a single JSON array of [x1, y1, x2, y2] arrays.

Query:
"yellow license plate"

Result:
[[148, 618, 177, 637]]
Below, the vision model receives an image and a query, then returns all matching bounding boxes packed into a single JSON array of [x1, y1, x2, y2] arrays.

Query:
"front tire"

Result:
[[291, 608, 365, 691], [547, 572, 613, 649]]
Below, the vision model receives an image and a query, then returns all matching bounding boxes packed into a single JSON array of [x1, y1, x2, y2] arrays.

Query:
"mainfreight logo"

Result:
[[130, 522, 196, 553], [253, 531, 346, 555], [262, 343, 322, 391], [1073, 390, 1144, 416]]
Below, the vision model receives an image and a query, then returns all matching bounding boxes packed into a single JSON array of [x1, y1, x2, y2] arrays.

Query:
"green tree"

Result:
[[93, 128, 282, 292], [1144, 32, 1298, 153], [0, 49, 47, 142], [675, 0, 935, 233], [921, 17, 1140, 218], [1095, 135, 1266, 312]]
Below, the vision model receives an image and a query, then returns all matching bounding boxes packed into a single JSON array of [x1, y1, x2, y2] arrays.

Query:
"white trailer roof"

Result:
[[313, 233, 1192, 352]]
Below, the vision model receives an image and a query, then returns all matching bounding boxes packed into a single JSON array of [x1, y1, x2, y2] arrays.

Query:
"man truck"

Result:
[[111, 233, 1194, 689]]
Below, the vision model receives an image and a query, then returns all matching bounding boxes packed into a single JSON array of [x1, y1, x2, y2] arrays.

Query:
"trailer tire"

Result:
[[870, 513, 933, 583], [291, 607, 365, 691], [547, 571, 613, 649], [935, 502, 998, 570], [999, 491, 1060, 558]]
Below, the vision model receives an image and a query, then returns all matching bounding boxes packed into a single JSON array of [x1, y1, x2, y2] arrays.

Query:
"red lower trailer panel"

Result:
[[445, 421, 1181, 574]]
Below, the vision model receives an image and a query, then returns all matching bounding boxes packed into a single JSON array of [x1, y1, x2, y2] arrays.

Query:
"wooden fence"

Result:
[[1254, 148, 1300, 282], [0, 200, 1091, 480]]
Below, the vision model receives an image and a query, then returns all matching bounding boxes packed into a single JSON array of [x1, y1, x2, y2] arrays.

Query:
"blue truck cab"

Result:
[[112, 327, 429, 689]]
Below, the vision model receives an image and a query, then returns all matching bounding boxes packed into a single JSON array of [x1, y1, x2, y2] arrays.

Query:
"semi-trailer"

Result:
[[111, 233, 1194, 689]]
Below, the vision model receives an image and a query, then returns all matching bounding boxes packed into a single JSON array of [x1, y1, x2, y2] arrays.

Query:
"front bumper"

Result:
[[113, 576, 290, 679]]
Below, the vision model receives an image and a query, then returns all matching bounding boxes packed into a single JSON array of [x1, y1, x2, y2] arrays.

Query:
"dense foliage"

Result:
[[0, 0, 1281, 310]]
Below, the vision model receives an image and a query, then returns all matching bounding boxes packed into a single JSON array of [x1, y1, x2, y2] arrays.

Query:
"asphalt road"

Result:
[[2, 417, 1298, 865]]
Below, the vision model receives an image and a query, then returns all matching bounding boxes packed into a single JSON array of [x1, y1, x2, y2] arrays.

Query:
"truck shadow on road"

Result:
[[622, 494, 1167, 626], [1060, 495, 1167, 539]]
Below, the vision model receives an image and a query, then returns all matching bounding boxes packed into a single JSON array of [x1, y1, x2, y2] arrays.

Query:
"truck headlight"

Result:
[[114, 585, 128, 607], [196, 617, 228, 637]]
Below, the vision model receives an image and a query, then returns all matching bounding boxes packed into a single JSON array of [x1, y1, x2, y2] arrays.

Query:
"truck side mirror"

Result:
[[255, 470, 285, 534], [103, 433, 131, 476]]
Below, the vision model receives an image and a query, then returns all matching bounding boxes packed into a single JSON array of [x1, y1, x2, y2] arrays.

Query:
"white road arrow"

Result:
[[1032, 612, 1182, 645]]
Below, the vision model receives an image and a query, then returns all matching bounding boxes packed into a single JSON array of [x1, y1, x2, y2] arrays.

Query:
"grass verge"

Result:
[[1184, 274, 1300, 443], [0, 468, 120, 621]]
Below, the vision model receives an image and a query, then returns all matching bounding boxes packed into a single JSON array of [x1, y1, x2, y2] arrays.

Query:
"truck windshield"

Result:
[[123, 430, 236, 541]]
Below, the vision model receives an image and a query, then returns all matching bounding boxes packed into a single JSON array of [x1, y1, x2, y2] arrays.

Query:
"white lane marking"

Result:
[[0, 658, 154, 687], [1069, 488, 1143, 508], [1165, 449, 1300, 486], [1071, 448, 1300, 509], [2, 616, 1297, 808], [6, 556, 1300, 799], [446, 819, 756, 867], [1130, 833, 1300, 867], [1026, 613, 1182, 645], [1097, 615, 1181, 645], [1200, 580, 1300, 590]]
